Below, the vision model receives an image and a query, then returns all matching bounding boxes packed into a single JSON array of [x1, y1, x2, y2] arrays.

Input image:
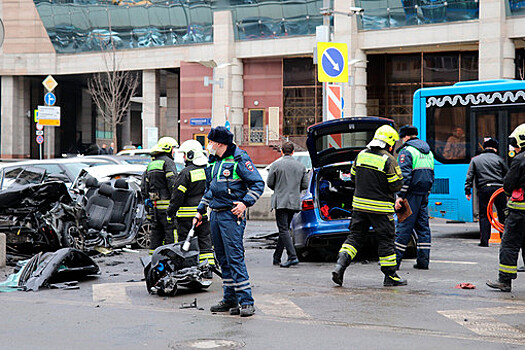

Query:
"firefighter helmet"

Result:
[[179, 140, 208, 166], [373, 125, 399, 147], [151, 137, 178, 155], [509, 123, 525, 149]]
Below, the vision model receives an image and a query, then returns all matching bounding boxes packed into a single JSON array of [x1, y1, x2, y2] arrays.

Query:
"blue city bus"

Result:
[[412, 79, 525, 222]]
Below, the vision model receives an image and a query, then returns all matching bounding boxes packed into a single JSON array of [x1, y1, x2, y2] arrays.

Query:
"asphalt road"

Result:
[[1, 218, 524, 349]]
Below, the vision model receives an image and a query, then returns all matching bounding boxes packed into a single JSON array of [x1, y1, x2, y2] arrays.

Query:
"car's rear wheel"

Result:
[[136, 222, 151, 249]]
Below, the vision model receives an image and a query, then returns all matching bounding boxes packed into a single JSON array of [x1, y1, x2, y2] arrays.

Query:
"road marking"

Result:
[[438, 306, 525, 340], [404, 259, 477, 265], [92, 282, 143, 304], [256, 294, 311, 319]]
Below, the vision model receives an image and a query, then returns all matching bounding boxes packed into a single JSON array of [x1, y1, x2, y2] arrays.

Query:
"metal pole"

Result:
[[39, 143, 42, 160], [211, 67, 215, 126], [322, 0, 331, 122]]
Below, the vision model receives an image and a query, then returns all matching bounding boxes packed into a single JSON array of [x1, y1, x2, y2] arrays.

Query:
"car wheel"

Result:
[[62, 221, 83, 250], [136, 222, 151, 249]]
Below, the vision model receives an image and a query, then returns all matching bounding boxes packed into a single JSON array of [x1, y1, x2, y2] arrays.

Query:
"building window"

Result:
[[95, 113, 113, 140], [249, 109, 265, 144], [367, 51, 478, 127], [283, 57, 322, 137]]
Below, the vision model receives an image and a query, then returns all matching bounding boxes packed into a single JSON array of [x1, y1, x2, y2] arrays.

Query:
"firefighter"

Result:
[[141, 136, 179, 252], [332, 125, 407, 287], [487, 123, 525, 292], [394, 125, 435, 270], [193, 126, 264, 317], [167, 139, 215, 274]]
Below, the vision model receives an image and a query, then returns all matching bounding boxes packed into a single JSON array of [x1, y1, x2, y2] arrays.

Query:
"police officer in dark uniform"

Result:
[[193, 127, 264, 317], [394, 125, 435, 270], [141, 137, 179, 252], [464, 138, 508, 247], [167, 139, 215, 272], [487, 124, 525, 292], [332, 125, 407, 287]]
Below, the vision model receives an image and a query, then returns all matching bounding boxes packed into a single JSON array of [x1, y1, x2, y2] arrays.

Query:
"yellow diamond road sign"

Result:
[[42, 75, 58, 92], [317, 42, 348, 83]]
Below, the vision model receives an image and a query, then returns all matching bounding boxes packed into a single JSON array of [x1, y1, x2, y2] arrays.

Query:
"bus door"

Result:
[[469, 105, 525, 218]]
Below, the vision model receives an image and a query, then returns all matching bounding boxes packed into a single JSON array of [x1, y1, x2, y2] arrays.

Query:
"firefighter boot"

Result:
[[486, 279, 512, 292], [384, 273, 408, 287], [332, 252, 351, 286]]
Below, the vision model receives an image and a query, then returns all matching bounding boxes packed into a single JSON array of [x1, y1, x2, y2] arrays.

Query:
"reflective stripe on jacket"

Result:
[[168, 163, 208, 218], [504, 151, 525, 211], [351, 147, 403, 214], [197, 145, 265, 213], [397, 139, 434, 197], [141, 153, 178, 201]]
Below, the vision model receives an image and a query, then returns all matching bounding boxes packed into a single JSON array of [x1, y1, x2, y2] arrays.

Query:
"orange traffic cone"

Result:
[[489, 228, 501, 244], [489, 210, 502, 244]]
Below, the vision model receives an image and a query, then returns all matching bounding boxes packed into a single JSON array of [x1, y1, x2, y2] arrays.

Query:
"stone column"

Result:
[[142, 69, 160, 149], [212, 10, 242, 130], [166, 71, 179, 140], [333, 0, 366, 117], [1, 76, 31, 158], [479, 0, 515, 80], [120, 109, 131, 150]]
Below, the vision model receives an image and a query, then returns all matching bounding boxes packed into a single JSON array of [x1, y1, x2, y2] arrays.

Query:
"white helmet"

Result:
[[179, 140, 208, 166]]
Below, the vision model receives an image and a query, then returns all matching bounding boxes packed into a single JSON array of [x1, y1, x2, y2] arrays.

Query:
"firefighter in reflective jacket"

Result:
[[141, 137, 179, 252], [394, 125, 434, 270], [167, 140, 215, 270], [487, 123, 525, 292], [193, 127, 264, 318], [332, 125, 407, 287]]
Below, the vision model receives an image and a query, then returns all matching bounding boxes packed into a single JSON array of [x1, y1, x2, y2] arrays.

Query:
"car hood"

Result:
[[306, 117, 395, 168]]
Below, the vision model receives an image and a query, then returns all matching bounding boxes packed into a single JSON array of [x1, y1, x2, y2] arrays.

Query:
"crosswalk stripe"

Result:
[[92, 282, 143, 304], [256, 294, 311, 319], [438, 306, 525, 340]]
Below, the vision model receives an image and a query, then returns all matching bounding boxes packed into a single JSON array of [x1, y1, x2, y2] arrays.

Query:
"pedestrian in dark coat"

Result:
[[464, 138, 508, 247], [266, 142, 309, 267]]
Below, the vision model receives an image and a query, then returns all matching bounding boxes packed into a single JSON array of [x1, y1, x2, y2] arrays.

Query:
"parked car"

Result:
[[290, 117, 401, 261], [0, 158, 114, 190], [115, 149, 185, 171]]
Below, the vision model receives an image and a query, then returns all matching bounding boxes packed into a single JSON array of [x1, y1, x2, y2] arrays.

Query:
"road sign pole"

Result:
[[39, 142, 42, 160], [322, 0, 330, 122]]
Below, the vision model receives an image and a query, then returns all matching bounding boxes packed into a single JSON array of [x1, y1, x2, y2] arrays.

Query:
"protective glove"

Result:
[[167, 216, 173, 224], [145, 199, 153, 208]]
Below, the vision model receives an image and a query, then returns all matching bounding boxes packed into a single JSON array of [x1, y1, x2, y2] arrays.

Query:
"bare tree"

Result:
[[87, 15, 139, 153]]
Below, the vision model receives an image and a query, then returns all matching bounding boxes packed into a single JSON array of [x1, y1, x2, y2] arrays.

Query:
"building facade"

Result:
[[1, 0, 524, 163]]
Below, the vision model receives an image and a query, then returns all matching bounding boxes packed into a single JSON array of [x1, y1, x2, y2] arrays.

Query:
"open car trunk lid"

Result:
[[306, 117, 395, 168]]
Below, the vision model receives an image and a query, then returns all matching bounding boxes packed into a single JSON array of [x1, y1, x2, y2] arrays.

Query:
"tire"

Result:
[[62, 221, 83, 250], [136, 222, 151, 249]]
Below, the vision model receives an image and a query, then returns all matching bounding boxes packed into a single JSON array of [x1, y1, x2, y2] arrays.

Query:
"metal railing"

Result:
[[238, 125, 306, 152]]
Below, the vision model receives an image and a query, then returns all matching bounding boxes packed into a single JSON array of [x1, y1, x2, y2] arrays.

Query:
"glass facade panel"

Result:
[[367, 52, 478, 127], [33, 0, 325, 53], [356, 0, 479, 30], [507, 0, 525, 16]]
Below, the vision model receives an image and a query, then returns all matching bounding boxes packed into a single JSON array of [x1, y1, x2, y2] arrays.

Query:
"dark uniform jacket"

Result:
[[167, 162, 207, 218], [351, 147, 404, 214], [197, 144, 265, 213], [503, 150, 525, 211], [397, 138, 435, 198], [464, 149, 508, 195], [141, 153, 178, 209]]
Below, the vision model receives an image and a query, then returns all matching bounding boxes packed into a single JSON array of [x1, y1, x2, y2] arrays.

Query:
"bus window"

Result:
[[427, 105, 469, 163], [510, 111, 525, 133], [475, 111, 498, 155]]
